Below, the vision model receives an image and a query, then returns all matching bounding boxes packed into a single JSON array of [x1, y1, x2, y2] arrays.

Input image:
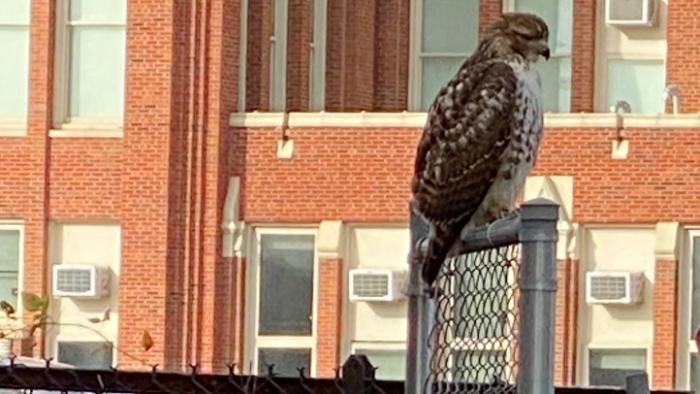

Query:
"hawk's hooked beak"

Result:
[[540, 46, 551, 61]]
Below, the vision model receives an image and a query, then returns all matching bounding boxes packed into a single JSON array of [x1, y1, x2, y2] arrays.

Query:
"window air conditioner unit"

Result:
[[53, 265, 110, 299], [349, 269, 406, 302], [586, 271, 644, 305], [605, 0, 657, 26]]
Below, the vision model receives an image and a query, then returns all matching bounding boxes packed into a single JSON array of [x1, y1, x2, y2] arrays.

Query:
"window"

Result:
[[57, 341, 113, 369], [354, 348, 406, 381], [0, 225, 22, 312], [410, 0, 479, 110], [605, 59, 665, 114], [54, 0, 127, 128], [0, 0, 30, 128], [508, 0, 573, 112], [269, 0, 288, 111], [595, 0, 666, 113], [248, 230, 317, 375], [588, 349, 647, 387]]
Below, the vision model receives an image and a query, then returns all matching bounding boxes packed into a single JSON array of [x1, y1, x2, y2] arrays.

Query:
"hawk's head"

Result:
[[481, 13, 550, 63]]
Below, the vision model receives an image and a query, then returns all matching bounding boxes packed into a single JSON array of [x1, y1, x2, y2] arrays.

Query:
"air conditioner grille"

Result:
[[590, 276, 627, 300], [609, 0, 644, 21], [56, 269, 92, 293], [352, 274, 389, 298]]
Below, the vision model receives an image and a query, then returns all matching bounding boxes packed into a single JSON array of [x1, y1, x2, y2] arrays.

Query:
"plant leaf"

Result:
[[87, 317, 101, 324], [23, 293, 49, 314], [142, 330, 153, 351]]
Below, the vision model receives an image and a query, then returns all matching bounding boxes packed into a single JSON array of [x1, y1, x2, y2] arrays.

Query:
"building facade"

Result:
[[1, 0, 699, 390]]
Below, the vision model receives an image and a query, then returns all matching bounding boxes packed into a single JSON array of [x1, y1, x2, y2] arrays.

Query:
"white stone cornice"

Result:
[[230, 111, 700, 129]]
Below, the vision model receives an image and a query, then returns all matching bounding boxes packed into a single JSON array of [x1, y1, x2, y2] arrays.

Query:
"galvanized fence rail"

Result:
[[406, 198, 559, 394]]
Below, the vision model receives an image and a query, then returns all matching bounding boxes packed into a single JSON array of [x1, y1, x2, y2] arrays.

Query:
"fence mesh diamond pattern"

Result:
[[427, 244, 520, 394]]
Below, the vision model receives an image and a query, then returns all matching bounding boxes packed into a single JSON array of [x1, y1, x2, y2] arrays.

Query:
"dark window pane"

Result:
[[258, 348, 310, 377], [691, 237, 700, 337], [589, 349, 646, 387], [57, 342, 113, 369], [259, 234, 314, 335]]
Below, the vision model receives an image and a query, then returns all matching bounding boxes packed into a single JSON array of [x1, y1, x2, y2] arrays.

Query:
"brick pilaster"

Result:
[[651, 222, 680, 389], [286, 0, 313, 111], [315, 221, 345, 377], [666, 0, 700, 112], [554, 258, 579, 385], [325, 0, 376, 111], [652, 258, 678, 388], [479, 0, 502, 37], [571, 0, 596, 112]]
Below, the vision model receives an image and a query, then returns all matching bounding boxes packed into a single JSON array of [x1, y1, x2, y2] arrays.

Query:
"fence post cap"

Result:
[[521, 198, 559, 221]]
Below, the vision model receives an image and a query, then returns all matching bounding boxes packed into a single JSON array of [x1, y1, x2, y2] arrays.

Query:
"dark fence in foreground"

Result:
[[0, 355, 692, 394]]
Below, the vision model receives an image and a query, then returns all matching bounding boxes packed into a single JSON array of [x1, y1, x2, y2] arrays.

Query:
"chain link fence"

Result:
[[406, 199, 560, 394], [427, 246, 520, 393]]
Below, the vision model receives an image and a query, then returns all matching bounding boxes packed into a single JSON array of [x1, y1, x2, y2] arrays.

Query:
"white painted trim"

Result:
[[0, 222, 25, 324], [230, 111, 700, 129], [237, 0, 248, 112], [309, 0, 327, 111], [269, 0, 288, 111], [407, 0, 420, 111], [0, 129, 27, 137], [49, 129, 123, 138], [678, 229, 700, 390], [244, 227, 319, 377]]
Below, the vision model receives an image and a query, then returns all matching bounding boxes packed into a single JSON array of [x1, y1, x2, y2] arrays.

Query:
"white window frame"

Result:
[[52, 338, 115, 368], [351, 342, 407, 379], [592, 0, 666, 113], [584, 347, 650, 387], [308, 0, 327, 111], [408, 0, 473, 111], [678, 228, 700, 390], [238, 0, 248, 112], [269, 0, 288, 111], [0, 221, 24, 326], [0, 1, 31, 136], [244, 226, 319, 376], [52, 0, 127, 134]]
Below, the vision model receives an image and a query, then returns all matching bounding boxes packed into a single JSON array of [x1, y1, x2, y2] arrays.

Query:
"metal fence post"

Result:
[[517, 198, 559, 394], [406, 205, 435, 394]]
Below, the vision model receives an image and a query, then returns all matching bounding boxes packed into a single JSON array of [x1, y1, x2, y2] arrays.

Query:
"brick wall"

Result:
[[316, 258, 343, 377], [245, 0, 273, 110], [373, 0, 410, 111], [479, 0, 502, 36], [571, 0, 596, 112], [286, 0, 313, 111], [555, 258, 579, 385], [666, 0, 700, 112], [652, 259, 679, 388]]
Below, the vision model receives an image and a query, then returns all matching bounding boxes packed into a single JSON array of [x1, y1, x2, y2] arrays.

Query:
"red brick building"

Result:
[[0, 0, 699, 391]]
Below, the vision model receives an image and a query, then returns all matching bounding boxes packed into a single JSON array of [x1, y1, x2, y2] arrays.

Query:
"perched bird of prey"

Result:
[[411, 13, 550, 286]]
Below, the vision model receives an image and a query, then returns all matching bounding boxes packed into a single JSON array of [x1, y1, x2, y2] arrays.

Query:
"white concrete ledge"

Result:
[[230, 111, 700, 129], [49, 129, 123, 138], [0, 129, 27, 137]]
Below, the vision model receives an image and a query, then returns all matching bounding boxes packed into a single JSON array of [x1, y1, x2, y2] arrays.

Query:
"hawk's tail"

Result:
[[421, 220, 460, 286]]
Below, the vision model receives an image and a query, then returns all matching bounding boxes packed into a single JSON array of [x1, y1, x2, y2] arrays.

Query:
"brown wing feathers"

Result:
[[411, 60, 518, 284]]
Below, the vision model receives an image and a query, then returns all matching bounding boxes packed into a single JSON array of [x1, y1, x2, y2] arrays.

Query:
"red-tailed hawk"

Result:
[[411, 13, 550, 286]]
